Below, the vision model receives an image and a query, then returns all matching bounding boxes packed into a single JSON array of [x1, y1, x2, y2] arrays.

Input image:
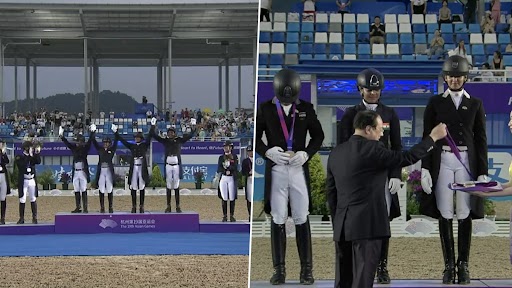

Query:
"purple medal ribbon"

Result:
[[275, 97, 296, 151], [444, 128, 475, 180]]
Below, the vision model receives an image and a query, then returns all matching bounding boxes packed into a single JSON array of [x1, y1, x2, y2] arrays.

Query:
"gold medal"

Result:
[[27, 168, 31, 173], [285, 151, 295, 158]]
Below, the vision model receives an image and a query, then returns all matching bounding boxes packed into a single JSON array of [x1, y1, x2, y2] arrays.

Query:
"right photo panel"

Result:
[[251, 1, 512, 287]]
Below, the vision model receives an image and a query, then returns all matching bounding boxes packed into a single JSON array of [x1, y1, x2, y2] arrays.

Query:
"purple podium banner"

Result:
[[54, 212, 200, 234], [448, 83, 512, 114], [257, 81, 312, 106]]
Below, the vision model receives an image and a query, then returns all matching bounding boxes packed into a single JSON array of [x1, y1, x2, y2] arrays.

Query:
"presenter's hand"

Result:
[[429, 123, 448, 141]]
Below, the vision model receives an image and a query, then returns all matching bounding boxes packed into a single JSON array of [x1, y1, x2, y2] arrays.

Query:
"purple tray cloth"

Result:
[[449, 181, 503, 192]]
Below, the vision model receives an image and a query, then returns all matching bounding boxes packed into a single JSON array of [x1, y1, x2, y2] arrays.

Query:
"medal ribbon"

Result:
[[445, 127, 474, 180], [275, 97, 296, 151]]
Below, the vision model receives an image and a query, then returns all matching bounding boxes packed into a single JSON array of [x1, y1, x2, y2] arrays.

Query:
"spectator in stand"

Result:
[[260, 0, 272, 22], [370, 16, 386, 46], [481, 11, 495, 33], [491, 0, 501, 24], [411, 0, 427, 15], [428, 30, 445, 59], [302, 0, 316, 21], [438, 0, 452, 28], [336, 0, 351, 14]]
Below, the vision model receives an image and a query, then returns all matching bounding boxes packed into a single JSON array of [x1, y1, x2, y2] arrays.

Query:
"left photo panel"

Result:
[[0, 1, 259, 287]]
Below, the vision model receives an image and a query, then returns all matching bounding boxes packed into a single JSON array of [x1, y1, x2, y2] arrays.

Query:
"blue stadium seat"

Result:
[[357, 23, 370, 33], [387, 55, 400, 59], [500, 44, 509, 53], [301, 22, 314, 32], [485, 44, 499, 55], [314, 44, 327, 54], [344, 44, 357, 54], [468, 24, 480, 33], [259, 32, 271, 43], [496, 23, 509, 34], [344, 24, 356, 33], [402, 55, 415, 60], [455, 33, 469, 44], [372, 55, 385, 59], [329, 44, 343, 54], [413, 24, 425, 33], [414, 33, 427, 44], [301, 44, 313, 54], [316, 23, 329, 32], [386, 33, 399, 44], [440, 23, 453, 34], [359, 44, 371, 55], [401, 44, 414, 54], [314, 54, 328, 59], [301, 32, 314, 43], [504, 55, 512, 66], [471, 44, 485, 55], [359, 54, 371, 59], [498, 34, 510, 44], [473, 55, 487, 65], [300, 54, 313, 60], [258, 55, 269, 66], [358, 33, 369, 43], [416, 55, 429, 60], [286, 43, 299, 54], [287, 33, 299, 43], [272, 32, 285, 43], [344, 33, 356, 43], [287, 23, 300, 32], [442, 33, 454, 45], [454, 23, 467, 33], [426, 23, 438, 33], [400, 33, 413, 44]]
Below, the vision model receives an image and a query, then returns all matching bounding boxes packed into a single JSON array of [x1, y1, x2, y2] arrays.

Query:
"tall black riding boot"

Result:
[[457, 217, 472, 284], [222, 200, 228, 222], [139, 189, 145, 213], [175, 188, 181, 213], [270, 221, 287, 285], [165, 188, 172, 213], [107, 192, 114, 213], [17, 202, 25, 224], [31, 202, 38, 224], [439, 218, 456, 284], [130, 190, 137, 213], [229, 201, 236, 222], [71, 192, 81, 213], [81, 191, 88, 213], [376, 238, 391, 284], [247, 200, 251, 221], [99, 193, 105, 213], [0, 200, 6, 224], [296, 218, 314, 285]]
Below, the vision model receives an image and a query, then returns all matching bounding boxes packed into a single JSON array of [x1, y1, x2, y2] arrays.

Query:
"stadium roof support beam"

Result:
[[169, 9, 176, 37], [79, 9, 87, 36]]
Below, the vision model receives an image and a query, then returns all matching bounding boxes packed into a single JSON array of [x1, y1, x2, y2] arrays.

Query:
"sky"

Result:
[[1, 65, 257, 112]]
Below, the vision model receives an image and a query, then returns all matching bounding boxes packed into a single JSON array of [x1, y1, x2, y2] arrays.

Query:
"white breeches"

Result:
[[130, 159, 145, 191], [270, 165, 309, 225], [246, 176, 253, 203], [219, 175, 236, 201], [435, 151, 471, 219], [166, 163, 180, 190], [0, 173, 7, 201], [20, 178, 36, 203], [98, 167, 113, 194], [73, 171, 88, 192]]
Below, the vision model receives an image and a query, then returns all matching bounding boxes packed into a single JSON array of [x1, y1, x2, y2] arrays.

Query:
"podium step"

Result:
[[0, 223, 55, 235], [55, 211, 200, 234], [199, 221, 250, 233]]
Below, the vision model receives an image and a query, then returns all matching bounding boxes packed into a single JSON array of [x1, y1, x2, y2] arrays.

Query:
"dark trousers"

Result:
[[260, 8, 270, 22], [335, 237, 382, 288]]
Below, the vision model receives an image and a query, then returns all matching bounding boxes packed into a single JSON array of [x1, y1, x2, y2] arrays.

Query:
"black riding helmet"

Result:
[[357, 68, 385, 91], [273, 69, 302, 105]]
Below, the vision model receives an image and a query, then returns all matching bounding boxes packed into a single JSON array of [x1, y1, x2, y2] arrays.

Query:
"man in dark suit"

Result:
[[420, 55, 489, 285], [255, 69, 324, 285], [327, 110, 447, 288], [338, 68, 402, 284]]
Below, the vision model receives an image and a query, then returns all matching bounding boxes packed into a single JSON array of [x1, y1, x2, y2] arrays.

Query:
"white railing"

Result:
[[468, 68, 511, 83]]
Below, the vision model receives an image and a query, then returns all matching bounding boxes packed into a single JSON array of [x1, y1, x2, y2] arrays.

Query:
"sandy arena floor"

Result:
[[0, 195, 250, 288]]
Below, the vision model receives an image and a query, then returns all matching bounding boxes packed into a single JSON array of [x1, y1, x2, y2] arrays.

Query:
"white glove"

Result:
[[388, 178, 401, 194], [212, 173, 220, 188], [477, 175, 490, 183], [150, 117, 157, 126], [111, 124, 118, 133], [29, 147, 34, 157], [90, 124, 97, 132], [265, 146, 290, 166], [421, 168, 432, 194], [35, 146, 41, 154], [1, 145, 5, 154], [58, 126, 64, 137], [288, 151, 309, 167]]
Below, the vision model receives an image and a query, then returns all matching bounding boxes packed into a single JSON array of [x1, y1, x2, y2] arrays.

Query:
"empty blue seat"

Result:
[[485, 44, 499, 55], [454, 23, 467, 33], [402, 55, 415, 60], [301, 22, 314, 32], [496, 23, 509, 34], [414, 33, 427, 43], [387, 55, 400, 59], [300, 54, 313, 60], [344, 33, 356, 43], [270, 55, 284, 65], [316, 23, 328, 32], [401, 44, 414, 54], [272, 32, 285, 43], [258, 55, 269, 66], [504, 55, 512, 66], [440, 23, 453, 33], [359, 44, 371, 55], [301, 32, 314, 43], [456, 33, 469, 43], [329, 44, 342, 54], [344, 44, 357, 54], [287, 33, 299, 43], [426, 23, 438, 33], [416, 55, 429, 60], [314, 54, 328, 59], [287, 23, 300, 32], [260, 32, 271, 43], [314, 44, 327, 54], [413, 24, 425, 33], [472, 44, 484, 55], [372, 55, 385, 59], [498, 34, 510, 44], [400, 33, 413, 44], [442, 33, 454, 44], [468, 24, 480, 33], [286, 43, 299, 54], [358, 33, 370, 43], [386, 33, 399, 44], [359, 54, 370, 59], [357, 23, 370, 33], [301, 44, 313, 54], [473, 55, 487, 65], [344, 24, 356, 33]]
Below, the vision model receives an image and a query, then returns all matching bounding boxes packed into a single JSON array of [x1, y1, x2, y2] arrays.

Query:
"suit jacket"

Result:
[[255, 97, 325, 214], [241, 157, 253, 201], [149, 126, 195, 180], [217, 153, 239, 200], [61, 132, 94, 182], [116, 132, 151, 185], [15, 152, 42, 198], [0, 152, 11, 195], [420, 90, 487, 219], [326, 135, 435, 242], [92, 134, 119, 188]]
